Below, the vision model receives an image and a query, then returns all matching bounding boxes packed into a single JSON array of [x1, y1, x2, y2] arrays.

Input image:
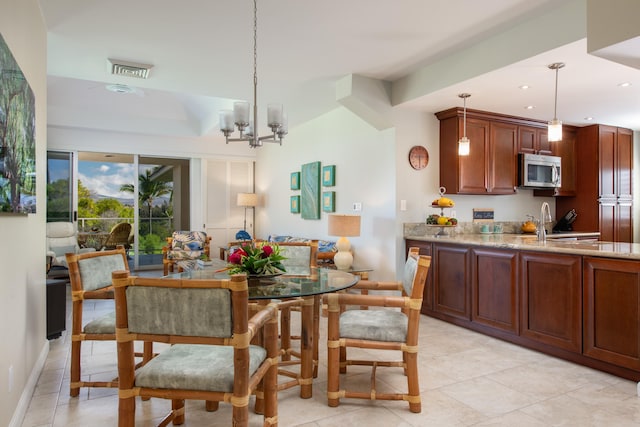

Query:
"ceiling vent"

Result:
[[108, 58, 153, 79]]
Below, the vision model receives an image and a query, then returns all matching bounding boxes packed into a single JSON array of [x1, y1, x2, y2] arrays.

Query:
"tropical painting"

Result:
[[0, 33, 36, 214]]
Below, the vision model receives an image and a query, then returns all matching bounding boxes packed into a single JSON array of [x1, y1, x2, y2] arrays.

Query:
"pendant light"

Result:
[[458, 93, 471, 156], [547, 62, 565, 142]]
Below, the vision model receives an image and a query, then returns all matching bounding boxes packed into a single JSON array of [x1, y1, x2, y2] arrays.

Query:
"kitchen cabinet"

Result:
[[432, 243, 470, 321], [583, 256, 640, 370], [471, 247, 518, 334], [436, 108, 517, 195], [556, 124, 633, 242], [436, 107, 578, 196], [520, 251, 582, 353], [518, 125, 552, 155]]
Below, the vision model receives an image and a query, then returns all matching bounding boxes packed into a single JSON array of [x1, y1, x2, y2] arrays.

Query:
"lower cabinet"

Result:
[[471, 247, 518, 334], [520, 252, 582, 353], [584, 257, 640, 370], [433, 243, 470, 321]]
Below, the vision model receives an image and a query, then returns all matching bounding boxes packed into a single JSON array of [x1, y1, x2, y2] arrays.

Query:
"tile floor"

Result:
[[22, 273, 640, 426]]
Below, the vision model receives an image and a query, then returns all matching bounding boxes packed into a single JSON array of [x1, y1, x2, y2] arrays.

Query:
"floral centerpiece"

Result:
[[227, 242, 287, 276]]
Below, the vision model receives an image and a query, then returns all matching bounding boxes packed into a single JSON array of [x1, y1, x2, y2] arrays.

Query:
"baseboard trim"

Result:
[[9, 339, 49, 427]]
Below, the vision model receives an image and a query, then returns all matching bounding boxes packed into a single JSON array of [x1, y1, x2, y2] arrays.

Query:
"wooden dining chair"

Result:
[[65, 247, 152, 397], [275, 240, 320, 387], [323, 249, 431, 413], [112, 270, 279, 427], [162, 230, 211, 275]]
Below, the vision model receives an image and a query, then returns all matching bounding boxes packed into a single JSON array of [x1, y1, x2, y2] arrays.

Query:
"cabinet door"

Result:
[[489, 122, 517, 194], [458, 118, 490, 194], [615, 127, 633, 242], [518, 126, 552, 155], [471, 248, 518, 334], [553, 128, 576, 196], [598, 125, 617, 200], [518, 126, 537, 154], [520, 252, 582, 352], [405, 240, 433, 313], [433, 244, 470, 320], [584, 257, 640, 370]]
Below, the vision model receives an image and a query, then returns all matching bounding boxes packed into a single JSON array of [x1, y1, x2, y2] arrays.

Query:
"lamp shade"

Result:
[[237, 193, 258, 207], [328, 215, 361, 237]]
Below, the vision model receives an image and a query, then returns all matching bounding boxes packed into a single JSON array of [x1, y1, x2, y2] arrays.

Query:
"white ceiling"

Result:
[[40, 0, 640, 141]]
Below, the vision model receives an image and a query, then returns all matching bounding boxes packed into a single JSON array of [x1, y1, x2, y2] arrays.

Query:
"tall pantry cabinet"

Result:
[[557, 124, 633, 242]]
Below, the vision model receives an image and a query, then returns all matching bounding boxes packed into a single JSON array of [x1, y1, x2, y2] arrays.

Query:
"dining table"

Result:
[[164, 259, 359, 399]]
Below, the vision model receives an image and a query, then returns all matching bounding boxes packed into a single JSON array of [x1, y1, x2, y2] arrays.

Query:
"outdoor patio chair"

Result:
[[101, 222, 132, 251]]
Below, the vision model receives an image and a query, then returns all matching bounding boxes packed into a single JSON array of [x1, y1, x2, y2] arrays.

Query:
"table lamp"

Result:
[[237, 193, 258, 239], [328, 214, 361, 271]]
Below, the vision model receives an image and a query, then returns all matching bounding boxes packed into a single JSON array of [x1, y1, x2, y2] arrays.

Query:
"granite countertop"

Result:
[[404, 224, 640, 260]]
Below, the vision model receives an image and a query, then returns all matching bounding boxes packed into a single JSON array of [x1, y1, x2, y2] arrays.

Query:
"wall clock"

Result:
[[408, 145, 429, 170]]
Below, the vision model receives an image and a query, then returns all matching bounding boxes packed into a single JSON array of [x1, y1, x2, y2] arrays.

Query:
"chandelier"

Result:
[[219, 0, 287, 148]]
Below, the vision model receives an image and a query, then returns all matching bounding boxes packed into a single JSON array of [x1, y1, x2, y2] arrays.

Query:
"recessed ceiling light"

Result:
[[618, 82, 632, 87], [524, 105, 535, 110], [584, 117, 594, 121], [519, 85, 530, 90]]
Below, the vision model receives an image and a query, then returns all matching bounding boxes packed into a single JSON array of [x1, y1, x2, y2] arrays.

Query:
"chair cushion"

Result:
[[402, 255, 418, 297], [83, 311, 116, 334], [340, 309, 408, 342], [46, 222, 75, 238], [126, 287, 232, 337], [77, 253, 127, 291], [268, 235, 336, 253], [134, 344, 267, 392], [280, 246, 311, 275], [171, 231, 207, 251]]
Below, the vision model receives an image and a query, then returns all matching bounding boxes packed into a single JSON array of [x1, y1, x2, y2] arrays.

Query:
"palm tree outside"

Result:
[[120, 167, 172, 235]]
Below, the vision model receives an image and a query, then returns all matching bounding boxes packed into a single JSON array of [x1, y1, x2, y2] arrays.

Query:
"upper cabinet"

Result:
[[436, 107, 576, 196], [556, 124, 633, 242], [436, 108, 517, 195], [518, 125, 552, 155]]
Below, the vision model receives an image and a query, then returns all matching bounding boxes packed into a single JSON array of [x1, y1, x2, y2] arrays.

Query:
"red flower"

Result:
[[261, 245, 273, 257], [228, 248, 246, 265]]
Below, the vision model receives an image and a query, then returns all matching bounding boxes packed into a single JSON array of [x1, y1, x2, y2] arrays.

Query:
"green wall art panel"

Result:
[[300, 161, 320, 219]]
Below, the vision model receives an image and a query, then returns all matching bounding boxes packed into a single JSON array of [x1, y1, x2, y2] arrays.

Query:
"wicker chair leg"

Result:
[[172, 399, 185, 425], [405, 352, 421, 413], [70, 340, 81, 397], [280, 306, 291, 361], [205, 400, 219, 412]]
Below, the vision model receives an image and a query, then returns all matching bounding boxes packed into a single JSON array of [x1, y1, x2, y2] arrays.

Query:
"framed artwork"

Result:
[[322, 165, 335, 187], [322, 191, 335, 212], [290, 195, 300, 213], [0, 34, 36, 214], [300, 161, 320, 219], [290, 171, 300, 190]]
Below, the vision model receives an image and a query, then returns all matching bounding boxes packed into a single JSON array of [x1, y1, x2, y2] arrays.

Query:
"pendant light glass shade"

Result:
[[458, 93, 471, 156], [547, 62, 564, 142]]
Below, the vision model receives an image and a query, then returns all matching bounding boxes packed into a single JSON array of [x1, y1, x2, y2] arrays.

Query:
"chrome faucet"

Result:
[[538, 202, 552, 242]]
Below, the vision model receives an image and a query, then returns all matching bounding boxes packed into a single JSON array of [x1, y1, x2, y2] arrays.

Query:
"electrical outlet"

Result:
[[353, 202, 362, 212], [400, 200, 407, 211]]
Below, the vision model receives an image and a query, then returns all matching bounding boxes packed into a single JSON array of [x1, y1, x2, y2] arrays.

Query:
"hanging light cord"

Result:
[[252, 0, 258, 146], [553, 66, 559, 120], [463, 96, 467, 137]]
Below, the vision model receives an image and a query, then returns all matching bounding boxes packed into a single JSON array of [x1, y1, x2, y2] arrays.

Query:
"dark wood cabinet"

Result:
[[518, 125, 552, 155], [556, 124, 633, 242], [436, 107, 580, 196], [520, 251, 582, 353], [471, 247, 518, 334], [47, 278, 67, 340], [432, 243, 470, 320], [583, 257, 640, 371]]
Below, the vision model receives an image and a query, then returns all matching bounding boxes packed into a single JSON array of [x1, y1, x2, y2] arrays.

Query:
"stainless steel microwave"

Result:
[[518, 153, 561, 188]]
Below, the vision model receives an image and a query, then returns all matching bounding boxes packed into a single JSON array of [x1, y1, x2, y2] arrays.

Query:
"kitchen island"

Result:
[[405, 226, 640, 388]]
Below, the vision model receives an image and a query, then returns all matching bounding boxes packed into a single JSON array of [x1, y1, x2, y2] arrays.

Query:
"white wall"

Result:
[[0, 1, 48, 425], [255, 107, 397, 280]]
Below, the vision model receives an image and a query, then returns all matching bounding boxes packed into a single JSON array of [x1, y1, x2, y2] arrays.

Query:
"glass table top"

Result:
[[165, 266, 359, 300]]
